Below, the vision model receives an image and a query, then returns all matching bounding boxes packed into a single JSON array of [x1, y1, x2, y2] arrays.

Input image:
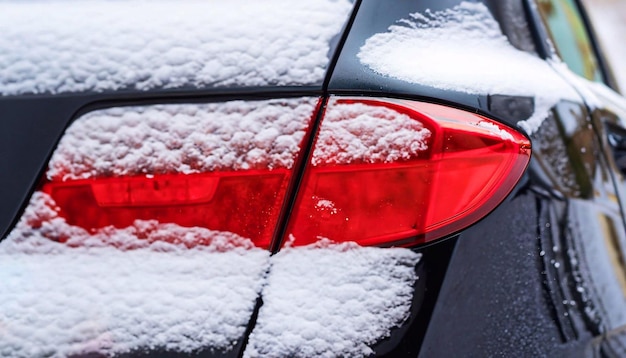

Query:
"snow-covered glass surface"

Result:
[[0, 0, 353, 95], [357, 1, 579, 134], [48, 98, 318, 180], [311, 99, 431, 166]]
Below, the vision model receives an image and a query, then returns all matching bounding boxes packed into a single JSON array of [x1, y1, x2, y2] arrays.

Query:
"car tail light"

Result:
[[30, 99, 320, 249], [283, 97, 531, 247], [40, 170, 290, 248], [16, 96, 529, 250]]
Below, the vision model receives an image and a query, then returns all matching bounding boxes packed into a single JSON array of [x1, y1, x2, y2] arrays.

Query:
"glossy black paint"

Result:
[[328, 0, 488, 120], [419, 188, 592, 357], [418, 100, 621, 356], [373, 237, 457, 357]]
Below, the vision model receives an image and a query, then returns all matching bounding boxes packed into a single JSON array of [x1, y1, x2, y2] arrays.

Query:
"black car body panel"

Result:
[[334, 0, 626, 356], [329, 0, 488, 117], [1, 0, 626, 357]]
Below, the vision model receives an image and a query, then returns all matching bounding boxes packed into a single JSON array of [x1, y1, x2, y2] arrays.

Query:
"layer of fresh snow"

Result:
[[244, 241, 421, 358], [1, 194, 422, 357], [0, 248, 268, 357], [49, 97, 433, 179], [312, 99, 431, 165], [0, 196, 269, 357], [357, 1, 579, 135], [0, 0, 353, 95], [47, 98, 317, 181]]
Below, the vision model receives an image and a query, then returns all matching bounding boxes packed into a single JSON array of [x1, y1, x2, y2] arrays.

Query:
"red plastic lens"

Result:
[[41, 170, 290, 248], [284, 97, 531, 247]]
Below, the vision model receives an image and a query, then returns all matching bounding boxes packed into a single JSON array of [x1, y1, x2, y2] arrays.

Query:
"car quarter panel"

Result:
[[331, 0, 626, 356]]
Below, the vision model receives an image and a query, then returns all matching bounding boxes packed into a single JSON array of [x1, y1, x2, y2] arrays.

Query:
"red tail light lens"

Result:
[[41, 170, 290, 247], [284, 97, 531, 247], [16, 96, 529, 250], [33, 99, 320, 249]]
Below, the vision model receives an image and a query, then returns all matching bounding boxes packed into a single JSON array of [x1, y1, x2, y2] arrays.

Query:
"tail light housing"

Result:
[[285, 97, 531, 247], [14, 96, 530, 249], [29, 98, 320, 249]]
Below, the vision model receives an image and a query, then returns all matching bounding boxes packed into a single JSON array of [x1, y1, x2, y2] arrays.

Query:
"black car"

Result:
[[1, 0, 626, 357]]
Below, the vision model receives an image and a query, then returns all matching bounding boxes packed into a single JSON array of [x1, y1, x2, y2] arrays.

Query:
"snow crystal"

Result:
[[0, 0, 353, 95], [314, 199, 338, 215], [0, 194, 269, 357], [357, 1, 579, 135], [312, 99, 431, 165], [47, 98, 317, 181], [244, 242, 421, 358], [475, 120, 515, 141]]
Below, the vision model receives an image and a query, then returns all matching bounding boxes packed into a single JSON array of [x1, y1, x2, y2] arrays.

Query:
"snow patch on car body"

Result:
[[0, 192, 270, 357], [244, 241, 421, 358], [47, 98, 317, 181], [1, 194, 422, 357], [312, 99, 431, 165], [357, 1, 579, 135], [0, 248, 269, 357], [0, 0, 353, 95]]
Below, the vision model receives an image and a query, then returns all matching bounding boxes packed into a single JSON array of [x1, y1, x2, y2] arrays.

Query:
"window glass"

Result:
[[537, 0, 603, 82]]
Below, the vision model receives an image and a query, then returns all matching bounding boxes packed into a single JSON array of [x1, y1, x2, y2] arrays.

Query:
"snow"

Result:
[[47, 98, 317, 181], [357, 1, 579, 135], [475, 120, 515, 141], [48, 97, 433, 179], [312, 99, 431, 165], [1, 194, 422, 357], [0, 0, 353, 95], [0, 194, 270, 357], [243, 241, 421, 358], [0, 249, 268, 357]]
